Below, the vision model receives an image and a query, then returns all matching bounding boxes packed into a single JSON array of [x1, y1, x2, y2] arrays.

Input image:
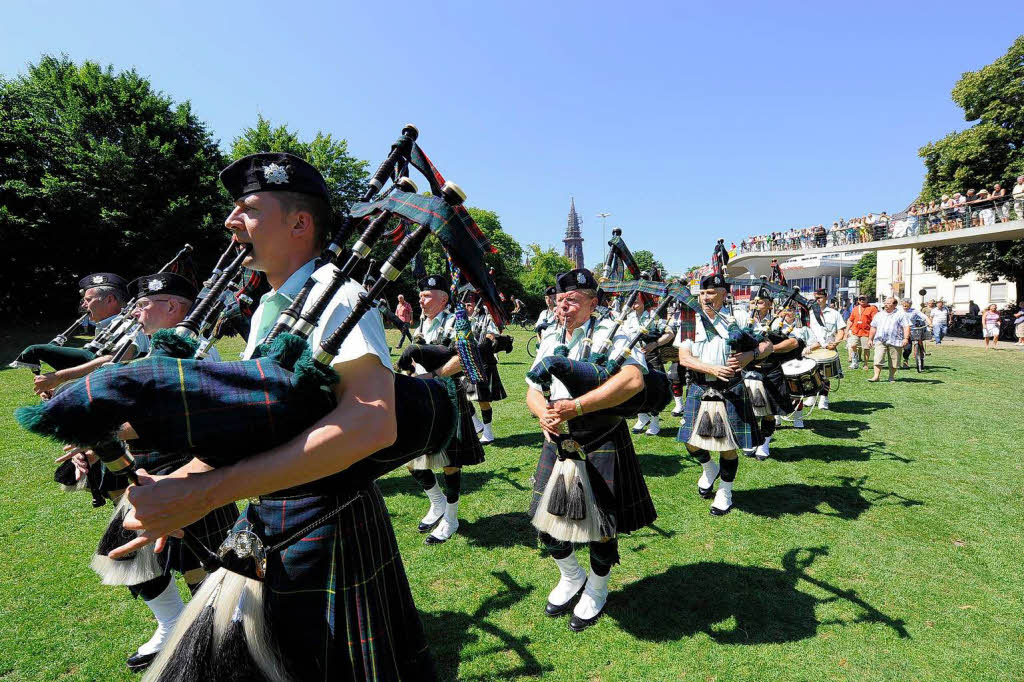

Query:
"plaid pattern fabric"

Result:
[[234, 486, 435, 681], [529, 419, 657, 536], [742, 366, 792, 415], [676, 380, 760, 450]]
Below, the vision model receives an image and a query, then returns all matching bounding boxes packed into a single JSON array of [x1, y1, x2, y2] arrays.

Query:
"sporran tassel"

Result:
[[91, 495, 163, 586], [546, 458, 569, 517], [696, 409, 714, 437], [566, 463, 587, 521], [711, 412, 728, 438]]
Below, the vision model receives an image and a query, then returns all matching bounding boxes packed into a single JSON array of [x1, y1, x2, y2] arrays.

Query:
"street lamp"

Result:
[[597, 212, 611, 262]]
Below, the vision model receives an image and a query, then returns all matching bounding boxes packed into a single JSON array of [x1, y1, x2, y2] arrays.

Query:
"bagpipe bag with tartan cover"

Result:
[[14, 192, 487, 492]]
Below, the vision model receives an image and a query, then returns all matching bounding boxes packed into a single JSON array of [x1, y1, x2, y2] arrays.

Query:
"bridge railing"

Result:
[[738, 195, 1024, 255]]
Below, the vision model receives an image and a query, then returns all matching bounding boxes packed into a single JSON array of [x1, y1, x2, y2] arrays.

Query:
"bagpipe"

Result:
[[15, 124, 505, 581], [8, 244, 195, 373]]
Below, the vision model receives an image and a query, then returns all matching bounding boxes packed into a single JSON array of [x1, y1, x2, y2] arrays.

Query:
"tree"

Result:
[[917, 36, 1024, 302], [230, 114, 369, 214], [850, 252, 877, 300], [522, 244, 574, 298], [632, 250, 667, 278], [0, 55, 228, 318]]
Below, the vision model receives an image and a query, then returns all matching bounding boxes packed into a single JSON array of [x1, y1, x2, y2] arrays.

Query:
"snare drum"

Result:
[[806, 348, 842, 379], [910, 325, 929, 342], [782, 358, 823, 396]]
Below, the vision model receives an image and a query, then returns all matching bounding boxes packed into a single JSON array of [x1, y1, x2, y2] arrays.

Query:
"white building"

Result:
[[875, 247, 1016, 312]]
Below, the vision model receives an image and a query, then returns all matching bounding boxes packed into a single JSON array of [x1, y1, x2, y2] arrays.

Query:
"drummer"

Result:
[[806, 288, 847, 410], [774, 306, 814, 429]]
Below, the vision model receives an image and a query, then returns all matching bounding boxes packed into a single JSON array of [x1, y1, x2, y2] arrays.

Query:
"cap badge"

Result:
[[576, 272, 586, 284], [263, 163, 289, 185], [92, 275, 105, 284], [428, 277, 437, 287], [147, 278, 164, 292]]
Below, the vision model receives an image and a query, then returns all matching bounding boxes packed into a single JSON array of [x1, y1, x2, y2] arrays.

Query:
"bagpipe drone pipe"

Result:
[[14, 124, 505, 579]]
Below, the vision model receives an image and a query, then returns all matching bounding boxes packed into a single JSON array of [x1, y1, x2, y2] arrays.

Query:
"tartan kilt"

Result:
[[235, 485, 435, 681], [131, 451, 239, 578], [529, 420, 657, 536], [676, 380, 760, 451]]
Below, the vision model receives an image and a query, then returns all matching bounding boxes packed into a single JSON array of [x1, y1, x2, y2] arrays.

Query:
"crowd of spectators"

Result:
[[739, 176, 1024, 253]]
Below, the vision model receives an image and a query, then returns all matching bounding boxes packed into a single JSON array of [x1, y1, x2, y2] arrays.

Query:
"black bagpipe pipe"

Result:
[[15, 127, 501, 579], [50, 312, 91, 347]]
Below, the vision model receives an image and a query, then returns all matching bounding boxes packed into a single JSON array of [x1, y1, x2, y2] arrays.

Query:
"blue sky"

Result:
[[3, 1, 1022, 274]]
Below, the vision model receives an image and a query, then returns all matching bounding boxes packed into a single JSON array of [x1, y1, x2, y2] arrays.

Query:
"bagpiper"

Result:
[[675, 272, 772, 515], [526, 268, 657, 631]]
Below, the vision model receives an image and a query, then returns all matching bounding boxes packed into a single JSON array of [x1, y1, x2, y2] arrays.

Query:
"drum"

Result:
[[782, 358, 823, 396], [806, 348, 841, 379], [910, 325, 928, 342]]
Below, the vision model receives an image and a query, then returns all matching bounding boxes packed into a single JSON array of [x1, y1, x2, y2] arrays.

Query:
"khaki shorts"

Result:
[[873, 342, 900, 368], [850, 334, 871, 350]]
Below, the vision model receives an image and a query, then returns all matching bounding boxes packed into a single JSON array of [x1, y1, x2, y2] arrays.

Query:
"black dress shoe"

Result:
[[709, 503, 733, 516], [568, 608, 604, 632], [671, 408, 684, 417], [545, 585, 585, 617], [417, 517, 442, 533], [698, 484, 716, 499], [126, 650, 157, 672]]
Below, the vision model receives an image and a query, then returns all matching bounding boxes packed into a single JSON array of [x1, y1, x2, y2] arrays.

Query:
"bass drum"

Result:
[[782, 358, 823, 397], [806, 348, 841, 379]]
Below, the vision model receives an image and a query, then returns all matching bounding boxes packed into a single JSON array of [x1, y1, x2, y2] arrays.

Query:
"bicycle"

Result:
[[526, 335, 539, 358], [508, 311, 532, 329]]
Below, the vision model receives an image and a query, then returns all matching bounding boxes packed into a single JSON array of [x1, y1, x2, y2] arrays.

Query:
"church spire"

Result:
[[564, 197, 584, 269]]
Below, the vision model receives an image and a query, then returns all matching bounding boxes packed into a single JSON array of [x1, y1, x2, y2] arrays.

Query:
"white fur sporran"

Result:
[[407, 451, 451, 470], [531, 456, 606, 543], [143, 568, 291, 682], [90, 495, 163, 586], [743, 378, 772, 417], [687, 398, 739, 452]]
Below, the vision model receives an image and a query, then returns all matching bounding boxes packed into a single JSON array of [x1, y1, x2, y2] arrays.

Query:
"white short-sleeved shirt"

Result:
[[809, 308, 847, 345], [415, 310, 455, 345], [535, 308, 557, 328], [242, 259, 392, 372], [675, 307, 750, 378], [526, 319, 647, 401], [94, 314, 119, 332]]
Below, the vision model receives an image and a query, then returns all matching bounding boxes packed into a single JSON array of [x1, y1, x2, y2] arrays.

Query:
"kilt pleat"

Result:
[[441, 381, 485, 468], [676, 381, 760, 451], [241, 485, 435, 681], [529, 421, 656, 537], [470, 361, 507, 403]]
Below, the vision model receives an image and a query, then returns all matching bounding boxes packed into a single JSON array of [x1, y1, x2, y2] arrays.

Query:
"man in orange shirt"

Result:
[[847, 295, 878, 369]]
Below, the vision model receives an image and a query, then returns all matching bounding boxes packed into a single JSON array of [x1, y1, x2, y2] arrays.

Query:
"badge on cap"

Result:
[[92, 275, 105, 284], [577, 272, 586, 284], [263, 163, 289, 185], [428, 277, 437, 287], [148, 278, 164, 292]]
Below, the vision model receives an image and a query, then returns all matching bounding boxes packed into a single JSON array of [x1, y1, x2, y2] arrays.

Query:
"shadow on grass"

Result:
[[799, 417, 870, 439], [771, 440, 913, 464], [826, 400, 894, 415], [491, 432, 545, 449], [735, 475, 923, 520], [612, 546, 909, 644], [460, 512, 536, 549], [893, 377, 944, 384], [423, 570, 552, 680]]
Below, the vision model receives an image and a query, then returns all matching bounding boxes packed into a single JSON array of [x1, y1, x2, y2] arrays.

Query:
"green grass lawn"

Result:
[[1, 326, 1022, 681]]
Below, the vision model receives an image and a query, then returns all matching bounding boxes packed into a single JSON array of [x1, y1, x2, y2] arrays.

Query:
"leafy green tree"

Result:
[[917, 36, 1024, 302], [850, 252, 877, 300], [0, 55, 228, 317], [230, 114, 369, 213], [522, 244, 574, 298], [632, 250, 667, 278]]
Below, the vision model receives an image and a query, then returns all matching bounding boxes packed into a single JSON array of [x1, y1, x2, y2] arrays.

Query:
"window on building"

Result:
[[953, 285, 970, 303], [990, 283, 1008, 302], [923, 287, 937, 301], [923, 263, 936, 273]]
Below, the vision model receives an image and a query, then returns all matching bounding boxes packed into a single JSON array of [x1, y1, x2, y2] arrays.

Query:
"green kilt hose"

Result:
[[236, 485, 435, 681], [676, 378, 760, 451], [529, 418, 657, 537]]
